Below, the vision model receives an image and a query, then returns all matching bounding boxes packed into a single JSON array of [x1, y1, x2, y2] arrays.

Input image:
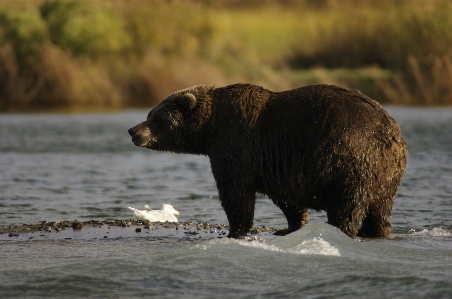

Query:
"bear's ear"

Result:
[[179, 93, 197, 110]]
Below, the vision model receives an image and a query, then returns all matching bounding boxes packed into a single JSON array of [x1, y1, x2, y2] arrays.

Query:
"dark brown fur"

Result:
[[128, 84, 408, 239]]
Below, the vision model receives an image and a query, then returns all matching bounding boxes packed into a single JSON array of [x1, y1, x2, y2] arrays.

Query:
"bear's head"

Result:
[[128, 85, 212, 155]]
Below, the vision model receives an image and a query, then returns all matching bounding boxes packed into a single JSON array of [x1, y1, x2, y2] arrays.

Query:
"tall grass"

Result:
[[0, 0, 451, 111], [283, 0, 452, 105]]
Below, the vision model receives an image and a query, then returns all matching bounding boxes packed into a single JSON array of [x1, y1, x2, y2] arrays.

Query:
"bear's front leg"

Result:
[[219, 188, 256, 239]]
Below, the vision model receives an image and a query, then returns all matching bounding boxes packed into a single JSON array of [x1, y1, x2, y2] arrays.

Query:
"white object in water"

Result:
[[128, 203, 180, 222]]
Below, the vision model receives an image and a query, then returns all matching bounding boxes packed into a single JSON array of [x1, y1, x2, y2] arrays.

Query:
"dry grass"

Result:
[[377, 54, 452, 105], [1, 0, 452, 111]]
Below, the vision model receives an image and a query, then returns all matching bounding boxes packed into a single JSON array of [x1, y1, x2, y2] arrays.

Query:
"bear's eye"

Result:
[[151, 113, 173, 129]]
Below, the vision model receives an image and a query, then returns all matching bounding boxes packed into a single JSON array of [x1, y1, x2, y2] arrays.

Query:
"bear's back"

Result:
[[258, 84, 401, 146], [269, 84, 388, 125]]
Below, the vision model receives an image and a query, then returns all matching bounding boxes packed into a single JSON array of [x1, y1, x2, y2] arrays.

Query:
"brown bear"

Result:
[[128, 84, 408, 239]]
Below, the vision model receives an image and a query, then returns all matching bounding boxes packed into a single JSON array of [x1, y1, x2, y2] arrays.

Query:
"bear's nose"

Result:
[[128, 128, 134, 136]]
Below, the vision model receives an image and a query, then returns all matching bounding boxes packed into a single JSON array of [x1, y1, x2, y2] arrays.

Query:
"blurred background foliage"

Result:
[[0, 0, 451, 111]]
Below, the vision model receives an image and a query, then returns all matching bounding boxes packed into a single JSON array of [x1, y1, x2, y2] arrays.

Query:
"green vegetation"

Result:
[[0, 0, 451, 111]]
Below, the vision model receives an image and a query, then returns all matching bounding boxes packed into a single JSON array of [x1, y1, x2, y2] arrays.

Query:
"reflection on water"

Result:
[[1, 107, 452, 298]]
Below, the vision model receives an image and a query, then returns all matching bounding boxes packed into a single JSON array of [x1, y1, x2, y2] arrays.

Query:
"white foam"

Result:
[[288, 237, 341, 256], [236, 237, 341, 256], [409, 227, 452, 237]]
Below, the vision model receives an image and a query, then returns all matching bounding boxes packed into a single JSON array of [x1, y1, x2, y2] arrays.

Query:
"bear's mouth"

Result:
[[131, 135, 148, 147], [131, 134, 158, 148]]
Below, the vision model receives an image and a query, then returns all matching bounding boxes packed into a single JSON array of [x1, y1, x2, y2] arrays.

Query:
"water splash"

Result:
[[288, 237, 341, 256], [194, 223, 343, 256], [230, 236, 341, 256]]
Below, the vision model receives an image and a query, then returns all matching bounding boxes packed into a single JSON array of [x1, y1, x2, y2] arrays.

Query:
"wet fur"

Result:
[[129, 84, 408, 239]]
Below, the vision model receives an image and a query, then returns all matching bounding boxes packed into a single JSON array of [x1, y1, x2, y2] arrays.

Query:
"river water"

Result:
[[0, 107, 451, 298]]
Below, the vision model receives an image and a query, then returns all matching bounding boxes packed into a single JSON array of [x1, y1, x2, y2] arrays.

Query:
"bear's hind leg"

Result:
[[326, 197, 364, 238], [358, 203, 393, 238], [273, 201, 310, 236]]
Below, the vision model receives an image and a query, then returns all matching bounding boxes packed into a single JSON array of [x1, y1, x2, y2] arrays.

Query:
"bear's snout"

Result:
[[128, 128, 134, 136], [128, 124, 153, 147]]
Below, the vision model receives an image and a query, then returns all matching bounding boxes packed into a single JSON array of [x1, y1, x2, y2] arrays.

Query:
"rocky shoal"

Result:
[[0, 219, 283, 239]]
